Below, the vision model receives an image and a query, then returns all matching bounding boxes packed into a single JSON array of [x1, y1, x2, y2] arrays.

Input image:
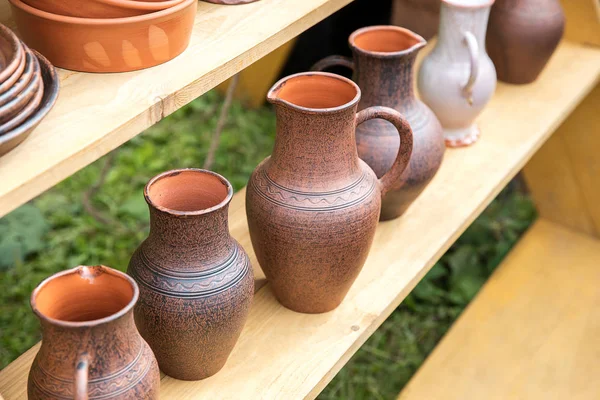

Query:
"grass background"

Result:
[[0, 91, 536, 399]]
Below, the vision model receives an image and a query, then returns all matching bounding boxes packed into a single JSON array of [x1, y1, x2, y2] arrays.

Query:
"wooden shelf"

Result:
[[1, 40, 599, 399], [0, 0, 355, 218], [397, 219, 600, 400]]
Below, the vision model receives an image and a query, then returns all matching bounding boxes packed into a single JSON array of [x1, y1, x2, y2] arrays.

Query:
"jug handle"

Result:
[[462, 31, 479, 106], [355, 106, 413, 197], [311, 55, 355, 72], [74, 352, 89, 400]]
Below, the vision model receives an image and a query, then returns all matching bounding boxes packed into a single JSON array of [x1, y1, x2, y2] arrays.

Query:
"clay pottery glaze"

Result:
[[0, 50, 58, 157], [486, 0, 564, 84], [23, 0, 186, 18], [0, 24, 24, 85], [313, 26, 445, 221], [9, 0, 197, 73], [391, 0, 440, 40], [28, 266, 160, 400], [418, 0, 497, 147], [246, 72, 413, 313], [128, 169, 253, 380]]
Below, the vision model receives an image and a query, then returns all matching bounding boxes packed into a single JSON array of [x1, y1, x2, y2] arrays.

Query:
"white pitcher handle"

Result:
[[462, 31, 479, 106]]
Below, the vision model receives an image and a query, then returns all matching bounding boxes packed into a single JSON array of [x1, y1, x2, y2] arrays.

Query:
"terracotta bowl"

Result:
[[0, 25, 24, 86], [0, 48, 41, 124], [22, 0, 186, 19], [0, 50, 59, 157], [9, 0, 197, 72], [0, 45, 38, 107]]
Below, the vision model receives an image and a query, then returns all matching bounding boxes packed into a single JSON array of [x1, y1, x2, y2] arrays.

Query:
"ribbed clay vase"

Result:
[[246, 72, 414, 313], [313, 26, 445, 221], [418, 0, 497, 147], [128, 169, 254, 380], [486, 0, 564, 84], [28, 266, 160, 400]]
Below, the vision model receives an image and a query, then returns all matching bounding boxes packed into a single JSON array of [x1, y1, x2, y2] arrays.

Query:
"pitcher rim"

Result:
[[31, 265, 139, 328], [267, 71, 361, 115], [144, 168, 234, 217], [349, 25, 427, 58]]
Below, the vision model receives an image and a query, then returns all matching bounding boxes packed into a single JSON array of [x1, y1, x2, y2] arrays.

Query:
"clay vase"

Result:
[[28, 265, 160, 400], [128, 169, 254, 380], [486, 0, 565, 84], [418, 0, 497, 147], [246, 72, 414, 313], [313, 26, 445, 221]]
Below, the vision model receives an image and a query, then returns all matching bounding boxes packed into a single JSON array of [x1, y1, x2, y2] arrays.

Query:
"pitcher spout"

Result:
[[350, 25, 426, 58]]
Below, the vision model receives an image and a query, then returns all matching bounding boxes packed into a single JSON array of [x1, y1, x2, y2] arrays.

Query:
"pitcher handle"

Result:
[[462, 31, 479, 106], [355, 106, 413, 197], [311, 55, 355, 72], [75, 353, 89, 400]]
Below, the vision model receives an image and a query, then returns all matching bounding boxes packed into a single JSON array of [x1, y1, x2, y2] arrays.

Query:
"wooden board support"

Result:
[[398, 219, 600, 400], [560, 0, 600, 46], [0, 0, 355, 218], [1, 41, 599, 400], [523, 84, 600, 238]]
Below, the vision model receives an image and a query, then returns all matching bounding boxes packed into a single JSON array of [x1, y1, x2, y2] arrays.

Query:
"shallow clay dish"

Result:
[[0, 71, 42, 133], [0, 43, 25, 97], [9, 0, 197, 72], [0, 46, 38, 107], [0, 25, 24, 85], [23, 0, 186, 18], [0, 50, 59, 157]]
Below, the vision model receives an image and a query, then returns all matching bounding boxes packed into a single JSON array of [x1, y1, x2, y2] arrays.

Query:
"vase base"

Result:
[[444, 125, 480, 148]]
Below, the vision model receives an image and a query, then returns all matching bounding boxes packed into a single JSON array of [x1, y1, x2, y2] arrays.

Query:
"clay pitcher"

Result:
[[486, 0, 565, 84], [418, 0, 497, 147], [246, 72, 413, 313], [313, 26, 445, 221], [28, 265, 160, 400], [128, 169, 253, 381]]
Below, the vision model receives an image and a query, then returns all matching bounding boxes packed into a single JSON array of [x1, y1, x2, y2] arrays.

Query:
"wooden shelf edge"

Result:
[[0, 0, 355, 218], [1, 41, 600, 399]]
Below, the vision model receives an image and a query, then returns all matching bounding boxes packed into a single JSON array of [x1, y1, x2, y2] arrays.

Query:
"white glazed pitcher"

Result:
[[418, 0, 496, 147]]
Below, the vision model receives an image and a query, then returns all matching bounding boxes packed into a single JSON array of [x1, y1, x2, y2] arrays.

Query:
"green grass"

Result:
[[0, 91, 535, 398]]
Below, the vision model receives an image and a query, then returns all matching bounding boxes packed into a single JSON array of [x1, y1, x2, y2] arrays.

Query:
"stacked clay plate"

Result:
[[8, 0, 197, 72], [0, 24, 59, 157]]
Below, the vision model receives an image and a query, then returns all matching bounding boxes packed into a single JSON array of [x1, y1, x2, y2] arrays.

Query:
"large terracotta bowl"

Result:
[[0, 50, 58, 157], [0, 25, 25, 85], [23, 0, 187, 19], [9, 0, 197, 72]]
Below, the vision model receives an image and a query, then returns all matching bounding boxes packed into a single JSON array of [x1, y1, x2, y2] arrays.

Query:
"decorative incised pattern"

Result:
[[250, 168, 377, 211], [130, 245, 250, 298], [31, 340, 153, 399]]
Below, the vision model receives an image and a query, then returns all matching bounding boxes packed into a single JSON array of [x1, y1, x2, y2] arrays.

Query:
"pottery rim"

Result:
[[0, 25, 24, 84], [8, 0, 194, 25], [268, 71, 361, 115], [31, 265, 139, 329], [441, 0, 495, 8], [144, 168, 234, 217], [349, 25, 426, 58]]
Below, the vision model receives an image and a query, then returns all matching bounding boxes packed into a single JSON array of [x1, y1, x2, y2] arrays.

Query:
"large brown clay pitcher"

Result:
[[28, 266, 160, 400], [246, 72, 413, 314], [313, 26, 445, 221]]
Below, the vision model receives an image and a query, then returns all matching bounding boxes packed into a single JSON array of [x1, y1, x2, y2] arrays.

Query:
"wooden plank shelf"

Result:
[[1, 40, 599, 399], [397, 219, 600, 400], [0, 0, 355, 218]]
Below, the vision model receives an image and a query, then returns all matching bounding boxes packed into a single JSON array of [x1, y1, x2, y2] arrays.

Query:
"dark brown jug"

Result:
[[486, 0, 565, 84], [28, 266, 160, 400], [313, 26, 445, 221], [246, 72, 413, 314], [128, 169, 253, 380]]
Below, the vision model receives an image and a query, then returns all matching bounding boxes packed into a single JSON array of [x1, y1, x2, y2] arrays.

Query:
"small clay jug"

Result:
[[28, 266, 160, 400], [418, 0, 497, 147], [313, 26, 445, 221], [246, 72, 413, 314], [128, 169, 253, 380], [486, 0, 565, 84]]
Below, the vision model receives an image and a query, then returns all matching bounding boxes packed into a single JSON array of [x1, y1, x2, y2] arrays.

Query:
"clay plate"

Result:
[[0, 50, 59, 157], [0, 51, 41, 126], [0, 25, 24, 85], [0, 45, 38, 107], [23, 0, 186, 19], [9, 0, 197, 73]]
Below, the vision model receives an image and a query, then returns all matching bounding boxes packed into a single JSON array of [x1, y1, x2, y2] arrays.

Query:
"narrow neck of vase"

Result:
[[438, 2, 491, 54], [147, 204, 234, 269]]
